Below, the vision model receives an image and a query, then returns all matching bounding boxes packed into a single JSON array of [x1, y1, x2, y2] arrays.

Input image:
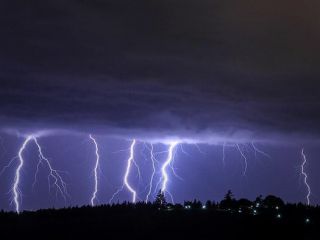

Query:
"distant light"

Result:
[[253, 209, 257, 213], [202, 205, 206, 209], [185, 205, 191, 209], [256, 203, 260, 208], [305, 218, 310, 223], [275, 206, 279, 210], [277, 214, 281, 219], [238, 209, 242, 213]]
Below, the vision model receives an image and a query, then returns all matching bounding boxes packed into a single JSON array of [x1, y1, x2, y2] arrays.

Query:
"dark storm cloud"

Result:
[[0, 0, 320, 142]]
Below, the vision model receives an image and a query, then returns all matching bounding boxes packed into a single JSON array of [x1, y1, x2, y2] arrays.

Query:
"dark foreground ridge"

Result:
[[1, 191, 319, 240]]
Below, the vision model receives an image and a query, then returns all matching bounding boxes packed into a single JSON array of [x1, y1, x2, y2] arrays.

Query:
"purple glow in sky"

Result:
[[0, 0, 320, 212], [0, 132, 318, 212]]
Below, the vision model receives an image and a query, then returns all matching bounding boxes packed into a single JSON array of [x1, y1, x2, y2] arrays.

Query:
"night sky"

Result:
[[0, 1, 319, 211]]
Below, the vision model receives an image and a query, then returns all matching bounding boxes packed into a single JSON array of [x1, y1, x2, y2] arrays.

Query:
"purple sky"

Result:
[[0, 1, 320, 210], [0, 133, 318, 211]]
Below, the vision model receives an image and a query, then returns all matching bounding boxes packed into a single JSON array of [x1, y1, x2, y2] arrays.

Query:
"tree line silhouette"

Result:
[[0, 190, 318, 239]]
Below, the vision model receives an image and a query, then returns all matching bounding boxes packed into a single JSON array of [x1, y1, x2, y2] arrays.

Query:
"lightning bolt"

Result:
[[161, 142, 178, 196], [132, 152, 142, 183], [32, 137, 69, 202], [301, 148, 311, 205], [194, 143, 205, 154], [109, 139, 137, 203], [169, 147, 183, 182], [145, 143, 156, 203], [12, 135, 68, 213], [0, 156, 18, 176], [124, 140, 137, 203], [251, 142, 271, 159], [180, 144, 191, 156], [89, 135, 100, 207], [12, 136, 33, 214], [236, 144, 248, 176]]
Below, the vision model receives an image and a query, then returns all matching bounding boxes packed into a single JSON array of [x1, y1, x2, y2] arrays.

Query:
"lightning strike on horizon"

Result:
[[109, 140, 137, 203], [145, 144, 156, 203], [236, 144, 248, 176], [12, 136, 33, 214], [89, 135, 100, 207], [161, 142, 179, 195], [124, 140, 137, 203], [11, 136, 69, 213], [301, 148, 311, 205]]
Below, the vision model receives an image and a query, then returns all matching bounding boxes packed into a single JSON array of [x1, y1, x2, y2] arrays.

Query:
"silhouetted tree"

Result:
[[154, 190, 167, 208], [220, 190, 236, 209], [225, 190, 234, 200]]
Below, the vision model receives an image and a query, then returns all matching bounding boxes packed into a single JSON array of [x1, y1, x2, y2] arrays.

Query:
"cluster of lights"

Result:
[[184, 205, 191, 209]]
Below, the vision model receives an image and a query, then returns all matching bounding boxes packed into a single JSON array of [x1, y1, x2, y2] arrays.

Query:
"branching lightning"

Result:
[[11, 136, 68, 213], [169, 148, 183, 182], [33, 138, 69, 202], [236, 144, 248, 176], [132, 152, 142, 183], [89, 134, 100, 206], [161, 142, 179, 195], [1, 131, 309, 211], [12, 136, 32, 214], [109, 140, 137, 203], [0, 156, 18, 176], [251, 142, 271, 159], [194, 143, 205, 155], [124, 140, 137, 203], [301, 148, 311, 205], [180, 144, 191, 156]]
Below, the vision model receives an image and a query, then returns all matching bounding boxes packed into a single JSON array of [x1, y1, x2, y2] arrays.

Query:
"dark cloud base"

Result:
[[0, 1, 319, 143]]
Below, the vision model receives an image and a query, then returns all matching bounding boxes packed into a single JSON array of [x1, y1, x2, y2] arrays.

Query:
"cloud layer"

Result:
[[1, 0, 320, 143]]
